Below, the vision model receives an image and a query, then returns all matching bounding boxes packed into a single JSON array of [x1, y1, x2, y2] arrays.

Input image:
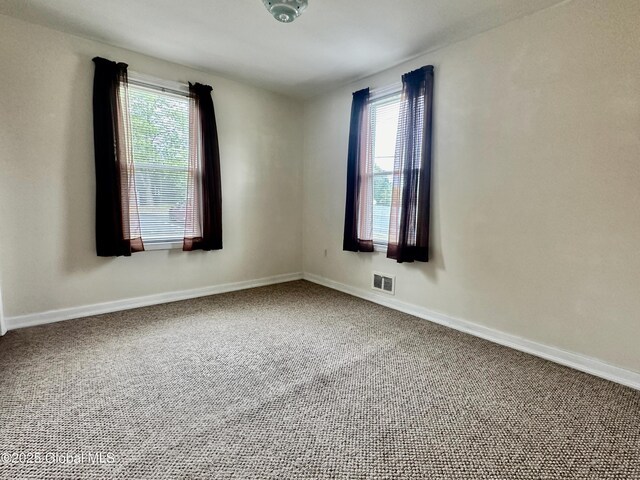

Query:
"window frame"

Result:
[[368, 85, 402, 252], [126, 72, 192, 251]]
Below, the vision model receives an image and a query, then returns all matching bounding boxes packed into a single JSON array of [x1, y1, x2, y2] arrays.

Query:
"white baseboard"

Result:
[[5, 272, 303, 332], [303, 272, 640, 391]]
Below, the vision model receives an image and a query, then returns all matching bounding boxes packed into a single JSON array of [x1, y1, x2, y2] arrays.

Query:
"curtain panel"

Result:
[[92, 57, 144, 257], [343, 88, 375, 253], [183, 83, 223, 251], [387, 66, 434, 263]]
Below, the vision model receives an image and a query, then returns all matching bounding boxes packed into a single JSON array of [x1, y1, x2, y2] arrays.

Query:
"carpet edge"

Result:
[[4, 272, 304, 332], [302, 272, 640, 392]]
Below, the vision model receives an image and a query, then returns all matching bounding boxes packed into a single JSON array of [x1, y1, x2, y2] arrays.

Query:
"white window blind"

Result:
[[370, 92, 401, 245], [127, 82, 190, 244]]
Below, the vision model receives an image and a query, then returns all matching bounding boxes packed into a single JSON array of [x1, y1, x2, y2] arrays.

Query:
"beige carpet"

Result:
[[0, 280, 638, 479]]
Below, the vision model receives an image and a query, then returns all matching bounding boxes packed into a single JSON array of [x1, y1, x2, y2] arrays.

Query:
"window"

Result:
[[92, 57, 222, 256], [343, 66, 433, 262], [126, 79, 191, 246], [370, 92, 401, 247]]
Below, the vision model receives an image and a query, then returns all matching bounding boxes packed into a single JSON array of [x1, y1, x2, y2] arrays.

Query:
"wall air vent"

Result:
[[372, 272, 395, 295]]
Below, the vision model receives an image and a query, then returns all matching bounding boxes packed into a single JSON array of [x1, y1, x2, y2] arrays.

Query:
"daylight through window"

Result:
[[370, 92, 401, 246], [127, 83, 190, 244]]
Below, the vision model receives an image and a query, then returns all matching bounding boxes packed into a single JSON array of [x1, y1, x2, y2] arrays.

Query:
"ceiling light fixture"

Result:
[[262, 0, 308, 23]]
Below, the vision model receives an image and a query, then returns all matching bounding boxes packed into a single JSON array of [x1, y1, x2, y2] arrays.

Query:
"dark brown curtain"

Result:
[[343, 88, 374, 252], [92, 57, 144, 257], [387, 66, 434, 263], [183, 83, 223, 251]]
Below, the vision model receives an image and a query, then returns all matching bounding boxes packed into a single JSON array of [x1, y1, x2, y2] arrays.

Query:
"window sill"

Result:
[[144, 241, 183, 251], [373, 242, 388, 253]]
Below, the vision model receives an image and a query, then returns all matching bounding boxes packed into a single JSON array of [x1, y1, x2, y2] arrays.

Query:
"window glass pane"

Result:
[[128, 85, 189, 243], [373, 98, 400, 173], [372, 173, 393, 243], [371, 94, 400, 244]]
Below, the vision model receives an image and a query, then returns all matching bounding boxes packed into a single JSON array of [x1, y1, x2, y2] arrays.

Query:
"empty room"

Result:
[[0, 0, 639, 478]]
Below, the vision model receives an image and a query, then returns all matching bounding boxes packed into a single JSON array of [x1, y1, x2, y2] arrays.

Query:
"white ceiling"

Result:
[[0, 0, 565, 98]]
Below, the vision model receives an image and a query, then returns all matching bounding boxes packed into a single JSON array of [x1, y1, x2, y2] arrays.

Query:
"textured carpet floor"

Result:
[[0, 281, 639, 479]]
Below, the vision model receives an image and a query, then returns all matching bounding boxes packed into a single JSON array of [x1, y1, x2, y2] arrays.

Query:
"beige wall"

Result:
[[0, 14, 303, 318], [0, 280, 5, 335], [302, 0, 640, 372]]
